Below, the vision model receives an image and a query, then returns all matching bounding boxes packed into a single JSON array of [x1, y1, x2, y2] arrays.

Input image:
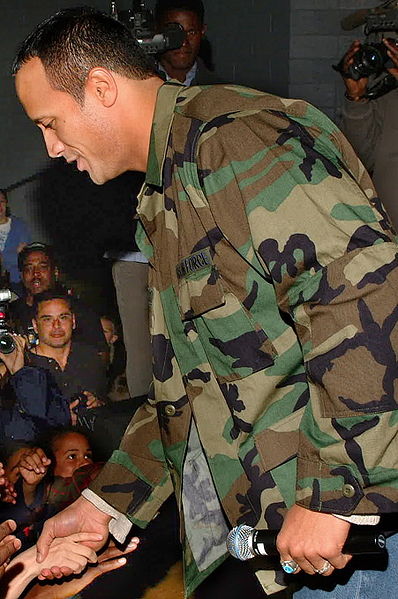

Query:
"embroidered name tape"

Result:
[[176, 248, 212, 279]]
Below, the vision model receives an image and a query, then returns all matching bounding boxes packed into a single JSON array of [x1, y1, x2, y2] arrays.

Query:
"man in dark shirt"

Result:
[[10, 242, 107, 354], [28, 291, 107, 418]]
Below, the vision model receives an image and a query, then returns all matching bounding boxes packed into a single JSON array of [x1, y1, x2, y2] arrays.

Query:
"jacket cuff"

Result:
[[88, 454, 173, 528]]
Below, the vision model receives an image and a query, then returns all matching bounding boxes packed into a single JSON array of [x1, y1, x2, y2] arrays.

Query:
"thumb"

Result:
[[36, 527, 55, 563]]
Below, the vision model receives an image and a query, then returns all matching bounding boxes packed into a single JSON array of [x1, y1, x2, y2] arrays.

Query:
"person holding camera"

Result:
[[27, 291, 107, 422], [340, 36, 398, 229]]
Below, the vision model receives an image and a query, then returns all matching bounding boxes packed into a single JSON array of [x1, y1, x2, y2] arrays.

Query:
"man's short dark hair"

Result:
[[32, 290, 73, 318], [18, 242, 56, 272], [155, 0, 205, 24], [12, 6, 158, 104]]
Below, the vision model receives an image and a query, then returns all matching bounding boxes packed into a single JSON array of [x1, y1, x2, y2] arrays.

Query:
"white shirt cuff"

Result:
[[333, 513, 380, 525], [82, 489, 133, 543]]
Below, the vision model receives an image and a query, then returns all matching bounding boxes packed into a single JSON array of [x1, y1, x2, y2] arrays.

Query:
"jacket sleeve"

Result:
[[197, 98, 398, 515], [88, 398, 173, 527], [340, 97, 384, 173]]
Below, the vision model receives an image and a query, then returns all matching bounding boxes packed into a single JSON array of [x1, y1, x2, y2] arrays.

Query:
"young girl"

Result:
[[0, 428, 102, 547]]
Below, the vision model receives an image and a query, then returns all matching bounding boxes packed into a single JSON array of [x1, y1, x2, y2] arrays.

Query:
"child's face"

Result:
[[52, 432, 93, 478]]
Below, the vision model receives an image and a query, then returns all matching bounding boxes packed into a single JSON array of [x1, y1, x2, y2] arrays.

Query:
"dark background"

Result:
[[0, 0, 373, 311]]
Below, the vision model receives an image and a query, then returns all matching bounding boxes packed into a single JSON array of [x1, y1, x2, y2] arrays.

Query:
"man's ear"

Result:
[[85, 67, 118, 108], [72, 314, 76, 330], [32, 318, 38, 334], [201, 23, 208, 37]]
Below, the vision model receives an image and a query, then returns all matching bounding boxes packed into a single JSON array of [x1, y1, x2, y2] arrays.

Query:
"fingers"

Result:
[[19, 448, 51, 474], [97, 556, 128, 574], [36, 520, 56, 563], [0, 520, 16, 541], [98, 537, 140, 563], [38, 566, 74, 581], [0, 534, 21, 570], [278, 540, 352, 576]]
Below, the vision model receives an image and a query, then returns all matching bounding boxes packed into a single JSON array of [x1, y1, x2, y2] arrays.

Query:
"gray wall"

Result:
[[0, 0, 108, 239], [289, 0, 378, 120]]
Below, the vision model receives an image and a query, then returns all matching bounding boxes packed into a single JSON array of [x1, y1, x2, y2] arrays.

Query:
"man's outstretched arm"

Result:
[[36, 496, 109, 574]]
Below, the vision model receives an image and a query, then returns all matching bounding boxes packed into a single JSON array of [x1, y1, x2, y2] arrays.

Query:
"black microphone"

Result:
[[226, 525, 387, 561]]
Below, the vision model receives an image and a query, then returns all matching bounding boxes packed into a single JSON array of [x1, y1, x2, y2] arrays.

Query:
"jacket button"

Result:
[[342, 484, 355, 498], [164, 404, 176, 417]]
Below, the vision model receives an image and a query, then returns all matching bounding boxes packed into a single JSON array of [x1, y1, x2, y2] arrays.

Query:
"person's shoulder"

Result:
[[176, 83, 312, 124]]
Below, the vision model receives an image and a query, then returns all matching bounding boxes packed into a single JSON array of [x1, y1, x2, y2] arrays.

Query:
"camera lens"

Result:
[[350, 43, 389, 79], [0, 333, 15, 354]]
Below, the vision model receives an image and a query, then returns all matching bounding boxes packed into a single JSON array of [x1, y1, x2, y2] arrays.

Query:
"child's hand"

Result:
[[0, 463, 16, 504], [1, 479, 17, 505], [18, 448, 51, 486]]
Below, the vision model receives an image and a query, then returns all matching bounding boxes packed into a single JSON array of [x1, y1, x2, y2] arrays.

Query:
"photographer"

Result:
[[340, 36, 398, 228]]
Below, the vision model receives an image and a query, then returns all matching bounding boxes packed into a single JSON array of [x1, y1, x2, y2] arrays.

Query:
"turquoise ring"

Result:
[[281, 559, 299, 574]]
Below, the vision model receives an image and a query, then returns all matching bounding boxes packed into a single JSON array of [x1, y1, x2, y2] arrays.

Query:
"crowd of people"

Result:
[[1, 0, 398, 598]]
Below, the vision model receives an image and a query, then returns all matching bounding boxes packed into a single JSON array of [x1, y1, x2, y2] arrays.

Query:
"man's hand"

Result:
[[36, 495, 110, 579], [0, 520, 21, 578], [24, 538, 139, 599], [341, 40, 368, 100], [276, 505, 352, 576], [0, 334, 26, 375]]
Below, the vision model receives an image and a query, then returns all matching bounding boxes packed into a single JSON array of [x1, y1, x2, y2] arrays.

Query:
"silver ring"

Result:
[[314, 561, 332, 575], [281, 559, 300, 574]]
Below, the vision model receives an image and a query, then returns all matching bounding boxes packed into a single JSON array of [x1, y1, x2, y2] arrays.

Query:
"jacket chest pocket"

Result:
[[177, 259, 277, 383]]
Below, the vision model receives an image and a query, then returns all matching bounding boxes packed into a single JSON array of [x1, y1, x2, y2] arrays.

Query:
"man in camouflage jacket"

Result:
[[14, 8, 398, 598]]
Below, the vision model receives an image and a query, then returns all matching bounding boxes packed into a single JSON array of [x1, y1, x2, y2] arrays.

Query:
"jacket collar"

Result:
[[145, 81, 185, 188]]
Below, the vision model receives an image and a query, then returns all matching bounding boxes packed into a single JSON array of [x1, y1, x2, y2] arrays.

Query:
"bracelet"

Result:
[[344, 91, 366, 102]]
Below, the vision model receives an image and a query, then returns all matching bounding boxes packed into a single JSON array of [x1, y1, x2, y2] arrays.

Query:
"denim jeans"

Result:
[[292, 533, 398, 599]]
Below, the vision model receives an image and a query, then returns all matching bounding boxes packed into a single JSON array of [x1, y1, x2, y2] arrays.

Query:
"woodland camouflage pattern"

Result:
[[90, 82, 398, 596]]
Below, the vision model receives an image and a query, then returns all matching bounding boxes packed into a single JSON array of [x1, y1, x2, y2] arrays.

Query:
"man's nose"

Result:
[[43, 128, 65, 158], [52, 317, 61, 328]]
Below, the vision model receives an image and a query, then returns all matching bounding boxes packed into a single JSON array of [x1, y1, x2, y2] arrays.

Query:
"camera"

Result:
[[109, 1, 185, 54], [348, 41, 391, 80], [334, 6, 398, 98], [0, 289, 15, 354]]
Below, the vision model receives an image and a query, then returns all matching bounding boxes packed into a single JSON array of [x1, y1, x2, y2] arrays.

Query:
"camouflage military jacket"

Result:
[[90, 82, 398, 595]]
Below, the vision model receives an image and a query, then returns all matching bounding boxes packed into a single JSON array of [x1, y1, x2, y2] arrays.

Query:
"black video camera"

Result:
[[0, 289, 16, 354], [110, 0, 185, 54], [334, 7, 398, 98]]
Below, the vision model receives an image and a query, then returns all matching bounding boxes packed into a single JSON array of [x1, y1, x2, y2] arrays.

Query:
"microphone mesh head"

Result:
[[226, 525, 254, 561]]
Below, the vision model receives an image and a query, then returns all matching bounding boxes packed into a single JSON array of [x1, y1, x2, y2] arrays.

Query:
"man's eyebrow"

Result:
[[39, 311, 71, 319]]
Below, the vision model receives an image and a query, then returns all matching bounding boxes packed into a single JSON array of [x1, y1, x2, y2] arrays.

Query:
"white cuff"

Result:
[[82, 489, 133, 543], [333, 513, 380, 525]]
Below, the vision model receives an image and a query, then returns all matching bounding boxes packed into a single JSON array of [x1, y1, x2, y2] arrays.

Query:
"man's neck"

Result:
[[159, 60, 197, 84], [34, 341, 71, 370]]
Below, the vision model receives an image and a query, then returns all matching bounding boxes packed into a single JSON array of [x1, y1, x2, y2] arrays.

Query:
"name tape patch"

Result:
[[176, 247, 213, 279]]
